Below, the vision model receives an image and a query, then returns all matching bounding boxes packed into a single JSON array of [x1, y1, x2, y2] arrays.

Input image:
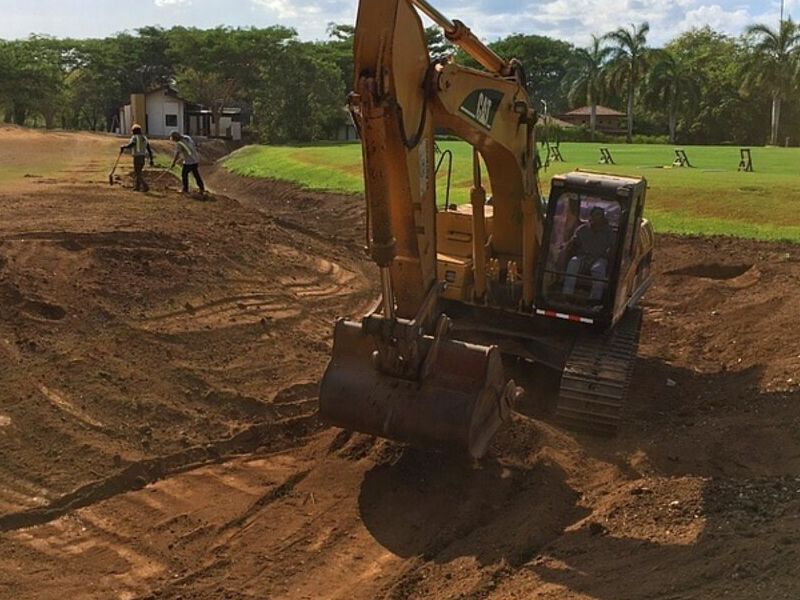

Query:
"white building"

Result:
[[117, 85, 242, 141]]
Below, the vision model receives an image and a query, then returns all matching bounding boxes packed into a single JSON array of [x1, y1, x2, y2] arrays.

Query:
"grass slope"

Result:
[[224, 141, 800, 242]]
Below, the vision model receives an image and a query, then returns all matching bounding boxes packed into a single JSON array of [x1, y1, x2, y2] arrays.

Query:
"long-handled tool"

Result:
[[108, 151, 123, 186], [153, 167, 171, 181], [149, 167, 173, 186]]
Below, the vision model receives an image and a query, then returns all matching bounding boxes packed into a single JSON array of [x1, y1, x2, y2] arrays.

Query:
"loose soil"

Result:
[[0, 126, 799, 600]]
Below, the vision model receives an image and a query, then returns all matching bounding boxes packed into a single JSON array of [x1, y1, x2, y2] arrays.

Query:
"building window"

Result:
[[165, 114, 178, 127]]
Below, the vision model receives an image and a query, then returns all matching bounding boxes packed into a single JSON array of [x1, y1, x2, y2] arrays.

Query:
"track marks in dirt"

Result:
[[137, 246, 364, 335], [0, 472, 51, 515], [2, 230, 188, 253], [0, 402, 321, 534], [270, 243, 364, 299], [141, 291, 302, 334], [0, 281, 67, 322], [38, 385, 107, 431], [2, 453, 315, 600]]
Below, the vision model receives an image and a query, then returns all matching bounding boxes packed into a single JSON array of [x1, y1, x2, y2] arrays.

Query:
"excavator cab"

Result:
[[535, 171, 650, 328]]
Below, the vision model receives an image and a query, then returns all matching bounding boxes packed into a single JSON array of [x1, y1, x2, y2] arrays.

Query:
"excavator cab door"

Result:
[[535, 171, 645, 327]]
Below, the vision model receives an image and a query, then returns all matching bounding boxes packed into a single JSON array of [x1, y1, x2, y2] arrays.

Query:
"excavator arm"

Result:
[[319, 0, 541, 458], [350, 0, 437, 320], [352, 0, 543, 317]]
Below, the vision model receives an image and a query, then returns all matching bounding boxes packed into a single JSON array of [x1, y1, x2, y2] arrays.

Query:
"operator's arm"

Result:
[[146, 141, 154, 165], [565, 226, 583, 258], [169, 146, 181, 169], [119, 136, 135, 154]]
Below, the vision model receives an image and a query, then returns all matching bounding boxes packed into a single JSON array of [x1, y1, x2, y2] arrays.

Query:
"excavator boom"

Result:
[[319, 0, 534, 457]]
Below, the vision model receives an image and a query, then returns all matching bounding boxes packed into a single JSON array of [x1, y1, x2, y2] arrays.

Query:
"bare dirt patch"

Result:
[[667, 262, 753, 279]]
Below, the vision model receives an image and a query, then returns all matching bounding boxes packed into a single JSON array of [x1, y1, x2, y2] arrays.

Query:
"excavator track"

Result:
[[555, 308, 643, 434]]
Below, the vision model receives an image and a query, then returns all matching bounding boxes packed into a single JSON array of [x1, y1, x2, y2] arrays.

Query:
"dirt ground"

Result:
[[0, 125, 799, 600]]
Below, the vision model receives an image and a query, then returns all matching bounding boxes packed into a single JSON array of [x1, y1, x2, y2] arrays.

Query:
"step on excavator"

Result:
[[319, 0, 655, 458]]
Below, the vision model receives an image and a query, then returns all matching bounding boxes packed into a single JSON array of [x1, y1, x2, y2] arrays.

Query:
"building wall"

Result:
[[131, 94, 146, 133], [217, 116, 242, 141], [336, 124, 358, 141], [187, 114, 210, 138], [145, 90, 185, 137], [118, 105, 133, 135], [186, 114, 241, 140], [118, 89, 241, 140]]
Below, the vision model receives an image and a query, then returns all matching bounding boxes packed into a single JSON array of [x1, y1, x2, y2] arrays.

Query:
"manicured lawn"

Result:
[[223, 141, 800, 242]]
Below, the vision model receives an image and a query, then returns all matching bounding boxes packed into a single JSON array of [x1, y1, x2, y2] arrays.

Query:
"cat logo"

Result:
[[475, 93, 493, 127], [459, 88, 503, 130]]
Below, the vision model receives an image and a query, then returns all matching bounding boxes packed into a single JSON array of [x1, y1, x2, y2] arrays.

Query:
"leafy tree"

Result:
[[65, 29, 175, 131], [496, 35, 575, 112], [66, 39, 126, 130], [170, 26, 293, 137], [255, 41, 345, 143], [644, 49, 701, 143], [741, 19, 800, 145], [324, 23, 355, 91], [479, 35, 576, 113], [425, 26, 455, 60], [0, 42, 14, 122], [604, 22, 651, 142], [0, 37, 70, 128], [667, 28, 760, 144], [122, 27, 173, 93], [174, 66, 238, 136], [565, 35, 612, 140]]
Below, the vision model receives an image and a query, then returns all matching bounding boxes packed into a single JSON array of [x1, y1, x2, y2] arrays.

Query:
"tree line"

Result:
[[0, 26, 348, 143], [0, 19, 798, 146]]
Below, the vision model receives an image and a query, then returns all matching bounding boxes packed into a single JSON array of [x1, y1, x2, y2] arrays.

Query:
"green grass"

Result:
[[224, 144, 365, 194], [0, 165, 33, 186], [0, 160, 71, 186], [223, 141, 800, 243]]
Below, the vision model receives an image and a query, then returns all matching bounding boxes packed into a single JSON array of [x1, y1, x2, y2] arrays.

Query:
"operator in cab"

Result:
[[562, 206, 614, 304]]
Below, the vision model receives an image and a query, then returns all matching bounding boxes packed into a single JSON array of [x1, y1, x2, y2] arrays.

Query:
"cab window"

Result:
[[541, 192, 621, 311]]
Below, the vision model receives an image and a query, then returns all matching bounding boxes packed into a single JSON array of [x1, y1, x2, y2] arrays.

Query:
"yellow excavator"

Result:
[[319, 0, 654, 458]]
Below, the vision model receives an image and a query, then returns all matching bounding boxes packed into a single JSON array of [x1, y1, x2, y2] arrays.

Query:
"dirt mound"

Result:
[[1, 128, 800, 599]]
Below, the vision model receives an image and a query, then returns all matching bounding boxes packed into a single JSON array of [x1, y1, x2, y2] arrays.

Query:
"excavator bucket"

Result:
[[319, 319, 515, 458]]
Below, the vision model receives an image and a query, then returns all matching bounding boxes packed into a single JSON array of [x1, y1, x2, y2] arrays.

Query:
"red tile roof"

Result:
[[563, 105, 626, 117], [540, 115, 577, 128]]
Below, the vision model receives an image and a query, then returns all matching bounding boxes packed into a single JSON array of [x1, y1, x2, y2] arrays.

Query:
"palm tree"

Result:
[[644, 50, 701, 144], [603, 22, 651, 143], [742, 19, 800, 146], [566, 35, 612, 140]]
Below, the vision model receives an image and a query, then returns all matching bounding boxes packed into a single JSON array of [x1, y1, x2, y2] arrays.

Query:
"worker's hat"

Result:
[[131, 124, 142, 133]]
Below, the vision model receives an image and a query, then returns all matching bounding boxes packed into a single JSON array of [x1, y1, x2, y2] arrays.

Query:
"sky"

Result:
[[0, 0, 795, 46]]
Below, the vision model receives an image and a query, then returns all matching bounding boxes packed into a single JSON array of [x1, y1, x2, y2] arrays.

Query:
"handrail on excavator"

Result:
[[407, 0, 514, 77]]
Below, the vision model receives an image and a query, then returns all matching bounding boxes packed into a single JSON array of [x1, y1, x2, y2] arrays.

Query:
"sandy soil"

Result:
[[0, 126, 799, 600]]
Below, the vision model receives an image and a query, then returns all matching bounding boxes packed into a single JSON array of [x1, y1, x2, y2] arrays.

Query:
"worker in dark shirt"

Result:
[[119, 124, 154, 192], [562, 206, 615, 302]]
